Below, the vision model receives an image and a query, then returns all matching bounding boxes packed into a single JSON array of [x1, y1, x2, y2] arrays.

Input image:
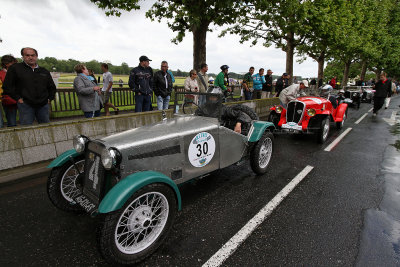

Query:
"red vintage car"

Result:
[[268, 96, 348, 143]]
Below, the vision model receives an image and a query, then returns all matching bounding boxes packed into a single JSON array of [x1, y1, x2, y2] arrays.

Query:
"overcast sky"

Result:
[[1, 0, 319, 77]]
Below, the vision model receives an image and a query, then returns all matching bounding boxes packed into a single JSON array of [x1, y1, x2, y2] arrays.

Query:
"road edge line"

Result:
[[202, 165, 314, 267], [324, 127, 352, 152], [355, 113, 368, 124]]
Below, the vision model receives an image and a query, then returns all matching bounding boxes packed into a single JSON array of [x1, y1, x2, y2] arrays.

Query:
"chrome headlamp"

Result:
[[101, 147, 119, 170], [307, 108, 316, 117], [276, 106, 283, 113], [73, 135, 88, 153]]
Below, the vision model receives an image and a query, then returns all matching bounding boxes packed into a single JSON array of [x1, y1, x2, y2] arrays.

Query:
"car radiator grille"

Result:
[[286, 101, 305, 124], [83, 149, 105, 205]]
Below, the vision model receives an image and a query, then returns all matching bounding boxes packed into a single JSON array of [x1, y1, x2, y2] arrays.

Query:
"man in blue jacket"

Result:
[[129, 55, 153, 112], [252, 68, 266, 99]]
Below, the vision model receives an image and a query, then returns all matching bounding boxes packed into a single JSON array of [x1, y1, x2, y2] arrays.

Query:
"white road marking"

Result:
[[324, 127, 352, 152], [368, 108, 373, 112], [391, 111, 396, 121], [202, 166, 314, 267], [355, 113, 368, 124]]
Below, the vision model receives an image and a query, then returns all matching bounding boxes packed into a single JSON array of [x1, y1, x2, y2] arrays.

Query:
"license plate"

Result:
[[73, 193, 97, 214], [282, 123, 302, 131]]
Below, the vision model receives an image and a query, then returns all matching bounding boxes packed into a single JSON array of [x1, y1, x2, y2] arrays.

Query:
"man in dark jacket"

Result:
[[129, 55, 153, 112], [153, 61, 173, 110], [275, 73, 288, 97], [372, 72, 392, 116], [262, 69, 273, 98], [3, 47, 56, 125]]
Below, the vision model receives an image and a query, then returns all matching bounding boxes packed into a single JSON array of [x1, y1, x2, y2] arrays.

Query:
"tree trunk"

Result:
[[360, 59, 367, 81], [342, 60, 351, 88], [192, 23, 208, 71], [317, 51, 325, 82], [375, 68, 381, 81], [285, 32, 295, 85]]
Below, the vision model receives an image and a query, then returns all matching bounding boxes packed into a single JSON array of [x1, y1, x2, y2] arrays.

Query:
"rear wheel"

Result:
[[336, 109, 347, 130], [316, 117, 330, 143], [98, 183, 177, 265], [250, 131, 274, 174], [47, 156, 85, 212]]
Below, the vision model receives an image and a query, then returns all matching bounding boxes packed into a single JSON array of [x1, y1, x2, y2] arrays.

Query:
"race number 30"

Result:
[[188, 132, 216, 167]]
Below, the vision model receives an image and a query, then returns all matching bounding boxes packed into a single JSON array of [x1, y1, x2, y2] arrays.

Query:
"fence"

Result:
[[51, 84, 242, 117]]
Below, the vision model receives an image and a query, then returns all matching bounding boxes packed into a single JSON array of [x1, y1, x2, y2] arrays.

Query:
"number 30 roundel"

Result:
[[188, 132, 216, 167]]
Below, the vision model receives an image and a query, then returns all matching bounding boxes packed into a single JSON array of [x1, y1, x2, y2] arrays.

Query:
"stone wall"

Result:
[[0, 98, 279, 172]]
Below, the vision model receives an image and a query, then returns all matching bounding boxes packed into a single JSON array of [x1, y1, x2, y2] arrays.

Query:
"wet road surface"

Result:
[[1, 96, 399, 266]]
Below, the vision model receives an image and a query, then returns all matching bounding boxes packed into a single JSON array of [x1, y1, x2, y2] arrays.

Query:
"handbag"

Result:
[[1, 94, 17, 106]]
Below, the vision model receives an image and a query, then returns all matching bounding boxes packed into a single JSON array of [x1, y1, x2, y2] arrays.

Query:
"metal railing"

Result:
[[51, 85, 242, 114]]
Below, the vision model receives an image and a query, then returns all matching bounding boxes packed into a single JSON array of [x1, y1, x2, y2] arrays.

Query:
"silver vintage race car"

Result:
[[46, 92, 275, 265]]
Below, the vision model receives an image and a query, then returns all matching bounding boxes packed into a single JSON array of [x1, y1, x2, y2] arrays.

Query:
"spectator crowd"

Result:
[[0, 47, 399, 128]]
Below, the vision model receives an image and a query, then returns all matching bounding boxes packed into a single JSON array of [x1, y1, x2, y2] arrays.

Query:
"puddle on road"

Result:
[[390, 123, 400, 151]]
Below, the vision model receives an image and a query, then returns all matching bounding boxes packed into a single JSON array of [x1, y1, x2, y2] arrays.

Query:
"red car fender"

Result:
[[334, 103, 348, 122], [278, 108, 287, 127]]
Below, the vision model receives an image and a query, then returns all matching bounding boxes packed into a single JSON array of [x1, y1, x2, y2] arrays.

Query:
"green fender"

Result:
[[248, 121, 275, 142], [47, 149, 81, 168], [98, 171, 182, 213]]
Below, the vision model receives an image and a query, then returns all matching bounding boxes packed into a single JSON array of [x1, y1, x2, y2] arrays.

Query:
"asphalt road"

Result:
[[1, 96, 399, 266]]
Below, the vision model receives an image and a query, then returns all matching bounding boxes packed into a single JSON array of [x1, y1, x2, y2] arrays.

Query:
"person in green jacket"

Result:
[[214, 65, 230, 92]]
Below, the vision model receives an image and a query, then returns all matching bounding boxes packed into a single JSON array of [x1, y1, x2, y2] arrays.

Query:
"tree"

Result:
[[223, 0, 311, 84], [90, 0, 247, 71], [296, 0, 345, 82]]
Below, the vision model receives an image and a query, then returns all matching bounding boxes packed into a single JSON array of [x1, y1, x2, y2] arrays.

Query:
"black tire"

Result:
[[98, 183, 177, 265], [336, 108, 347, 130], [250, 131, 274, 175], [267, 111, 280, 127], [230, 104, 259, 120], [46, 156, 85, 212], [316, 117, 330, 144]]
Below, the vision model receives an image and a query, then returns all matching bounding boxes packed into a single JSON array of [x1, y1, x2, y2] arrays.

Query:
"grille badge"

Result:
[[297, 110, 302, 114]]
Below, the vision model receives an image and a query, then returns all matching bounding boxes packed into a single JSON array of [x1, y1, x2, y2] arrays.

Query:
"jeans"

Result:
[[84, 110, 101, 118], [135, 94, 151, 112], [17, 102, 50, 125], [244, 91, 253, 100], [156, 95, 170, 110], [3, 105, 17, 127]]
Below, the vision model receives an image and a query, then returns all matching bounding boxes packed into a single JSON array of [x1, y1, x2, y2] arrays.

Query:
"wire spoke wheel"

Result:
[[250, 131, 274, 174], [47, 156, 85, 212], [99, 183, 177, 265], [60, 160, 84, 203], [258, 137, 273, 169], [115, 192, 169, 254]]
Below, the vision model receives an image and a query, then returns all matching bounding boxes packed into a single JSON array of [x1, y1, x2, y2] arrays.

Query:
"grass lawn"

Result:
[[58, 73, 186, 86]]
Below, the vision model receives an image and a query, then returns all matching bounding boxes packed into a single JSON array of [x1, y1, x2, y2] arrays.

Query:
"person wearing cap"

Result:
[[275, 73, 289, 97], [214, 65, 230, 92], [279, 80, 308, 108], [129, 55, 154, 112], [262, 69, 273, 99]]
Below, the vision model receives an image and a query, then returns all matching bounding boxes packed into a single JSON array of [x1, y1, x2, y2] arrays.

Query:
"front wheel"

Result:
[[47, 156, 85, 212], [250, 131, 274, 175], [98, 183, 177, 265], [316, 117, 330, 143], [267, 112, 280, 127]]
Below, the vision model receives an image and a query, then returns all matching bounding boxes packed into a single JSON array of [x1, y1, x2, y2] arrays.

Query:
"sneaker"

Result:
[[385, 107, 388, 109], [373, 113, 377, 117]]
